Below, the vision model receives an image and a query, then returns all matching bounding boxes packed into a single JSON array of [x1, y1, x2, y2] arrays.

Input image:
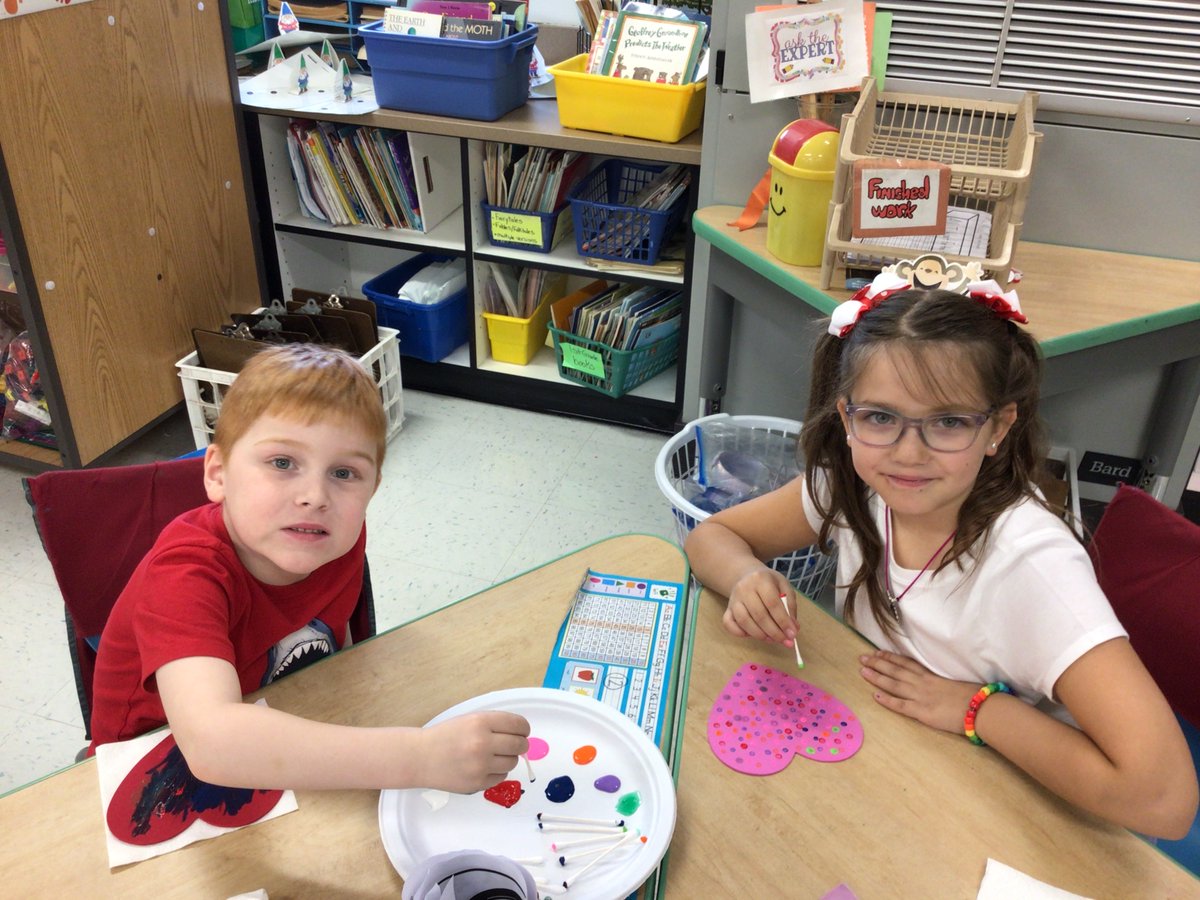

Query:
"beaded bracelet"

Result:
[[964, 682, 1014, 746]]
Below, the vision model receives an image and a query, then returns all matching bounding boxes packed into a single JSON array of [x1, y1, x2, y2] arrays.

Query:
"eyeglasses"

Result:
[[845, 404, 995, 453]]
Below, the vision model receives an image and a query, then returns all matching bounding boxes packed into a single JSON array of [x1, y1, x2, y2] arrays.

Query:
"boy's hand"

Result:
[[723, 568, 798, 647], [417, 711, 530, 793]]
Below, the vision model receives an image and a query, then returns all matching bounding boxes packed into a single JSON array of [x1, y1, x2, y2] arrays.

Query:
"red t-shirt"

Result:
[[89, 502, 364, 749]]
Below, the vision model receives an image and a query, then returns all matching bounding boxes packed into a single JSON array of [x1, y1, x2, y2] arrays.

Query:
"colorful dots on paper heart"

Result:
[[545, 776, 575, 803], [484, 780, 524, 808], [615, 791, 641, 816], [593, 774, 621, 793], [572, 745, 597, 765], [526, 737, 550, 761]]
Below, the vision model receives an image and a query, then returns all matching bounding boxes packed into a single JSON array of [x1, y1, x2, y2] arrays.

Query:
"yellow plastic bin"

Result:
[[766, 119, 840, 266], [482, 272, 567, 365], [549, 54, 706, 144]]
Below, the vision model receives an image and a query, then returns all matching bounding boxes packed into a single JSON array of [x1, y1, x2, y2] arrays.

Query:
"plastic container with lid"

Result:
[[766, 119, 839, 267]]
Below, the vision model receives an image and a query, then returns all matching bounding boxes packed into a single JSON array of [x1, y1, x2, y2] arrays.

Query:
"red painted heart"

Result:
[[707, 663, 864, 775], [107, 734, 284, 845], [483, 779, 524, 808]]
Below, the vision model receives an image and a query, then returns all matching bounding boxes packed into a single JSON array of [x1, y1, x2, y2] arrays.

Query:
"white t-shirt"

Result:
[[803, 476, 1127, 721]]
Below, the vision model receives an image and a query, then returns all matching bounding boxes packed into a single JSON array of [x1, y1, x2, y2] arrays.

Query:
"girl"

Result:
[[685, 277, 1198, 839]]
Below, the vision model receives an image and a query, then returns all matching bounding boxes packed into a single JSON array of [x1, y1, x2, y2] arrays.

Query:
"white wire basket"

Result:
[[655, 413, 837, 599], [176, 323, 404, 451]]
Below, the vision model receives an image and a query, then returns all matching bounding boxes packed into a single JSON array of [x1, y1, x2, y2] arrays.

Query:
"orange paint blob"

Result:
[[572, 744, 597, 765]]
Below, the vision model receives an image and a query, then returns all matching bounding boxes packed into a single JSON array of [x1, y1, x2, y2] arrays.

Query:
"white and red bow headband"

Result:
[[828, 274, 1028, 339]]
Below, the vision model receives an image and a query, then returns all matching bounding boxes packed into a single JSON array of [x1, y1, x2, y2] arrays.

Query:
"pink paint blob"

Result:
[[526, 737, 550, 761]]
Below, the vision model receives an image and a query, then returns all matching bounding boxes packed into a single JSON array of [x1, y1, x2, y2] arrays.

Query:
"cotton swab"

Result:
[[523, 754, 536, 782], [780, 593, 805, 668], [536, 822, 626, 834], [561, 830, 643, 888], [557, 842, 623, 867], [537, 813, 624, 827], [549, 833, 627, 853]]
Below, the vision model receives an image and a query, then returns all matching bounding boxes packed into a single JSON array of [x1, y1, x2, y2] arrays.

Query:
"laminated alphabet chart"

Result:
[[543, 569, 685, 750]]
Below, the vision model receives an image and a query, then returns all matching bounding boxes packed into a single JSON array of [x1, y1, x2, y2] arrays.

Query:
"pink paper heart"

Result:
[[707, 662, 864, 774]]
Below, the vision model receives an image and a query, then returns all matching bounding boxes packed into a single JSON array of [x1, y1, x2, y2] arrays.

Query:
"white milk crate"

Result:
[[176, 325, 404, 450], [655, 413, 837, 599]]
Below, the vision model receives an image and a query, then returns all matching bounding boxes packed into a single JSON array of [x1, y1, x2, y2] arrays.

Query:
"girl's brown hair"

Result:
[[801, 289, 1048, 636], [214, 344, 387, 479]]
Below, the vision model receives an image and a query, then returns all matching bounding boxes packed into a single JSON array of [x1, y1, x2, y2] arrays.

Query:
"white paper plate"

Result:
[[378, 687, 675, 898]]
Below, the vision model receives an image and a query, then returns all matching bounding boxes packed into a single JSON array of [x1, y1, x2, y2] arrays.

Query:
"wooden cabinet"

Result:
[[0, 1, 262, 469], [244, 100, 701, 431]]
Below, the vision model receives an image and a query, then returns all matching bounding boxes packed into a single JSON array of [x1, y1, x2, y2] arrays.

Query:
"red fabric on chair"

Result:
[[24, 454, 375, 740], [1088, 483, 1200, 729]]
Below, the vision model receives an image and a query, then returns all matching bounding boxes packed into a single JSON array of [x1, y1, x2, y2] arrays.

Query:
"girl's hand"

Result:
[[723, 568, 798, 647], [416, 711, 530, 793], [858, 650, 978, 734]]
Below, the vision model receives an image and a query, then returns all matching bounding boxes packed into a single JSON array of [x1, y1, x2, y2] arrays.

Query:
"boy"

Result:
[[90, 344, 529, 793]]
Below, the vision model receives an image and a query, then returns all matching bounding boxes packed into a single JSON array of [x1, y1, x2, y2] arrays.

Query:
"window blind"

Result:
[[877, 1, 1199, 125]]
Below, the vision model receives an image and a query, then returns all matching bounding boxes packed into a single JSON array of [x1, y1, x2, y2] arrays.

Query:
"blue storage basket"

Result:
[[362, 254, 469, 363], [360, 21, 538, 122], [567, 159, 688, 265]]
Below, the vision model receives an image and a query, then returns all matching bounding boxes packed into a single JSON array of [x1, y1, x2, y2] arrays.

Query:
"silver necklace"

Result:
[[883, 506, 956, 623]]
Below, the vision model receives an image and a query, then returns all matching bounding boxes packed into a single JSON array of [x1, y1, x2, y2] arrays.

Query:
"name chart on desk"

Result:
[[543, 569, 685, 750]]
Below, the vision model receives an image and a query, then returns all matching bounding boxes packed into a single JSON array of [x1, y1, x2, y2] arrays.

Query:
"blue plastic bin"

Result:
[[360, 21, 538, 122], [362, 254, 470, 363], [567, 159, 688, 265]]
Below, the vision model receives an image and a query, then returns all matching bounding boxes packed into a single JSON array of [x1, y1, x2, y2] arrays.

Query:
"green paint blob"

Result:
[[615, 791, 642, 816]]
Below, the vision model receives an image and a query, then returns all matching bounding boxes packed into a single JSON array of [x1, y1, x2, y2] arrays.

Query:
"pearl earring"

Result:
[[990, 442, 998, 449]]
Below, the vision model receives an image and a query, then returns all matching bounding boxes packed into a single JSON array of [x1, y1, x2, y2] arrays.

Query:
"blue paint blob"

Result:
[[545, 775, 575, 803], [593, 774, 621, 793]]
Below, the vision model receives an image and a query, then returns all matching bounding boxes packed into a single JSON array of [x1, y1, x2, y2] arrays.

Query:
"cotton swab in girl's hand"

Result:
[[561, 830, 644, 889], [537, 812, 624, 827], [781, 594, 805, 668], [522, 754, 536, 782], [549, 833, 628, 853]]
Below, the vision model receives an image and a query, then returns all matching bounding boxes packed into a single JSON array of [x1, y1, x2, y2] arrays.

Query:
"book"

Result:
[[409, 0, 491, 18], [585, 10, 617, 75], [601, 11, 707, 85], [382, 7, 443, 35], [442, 15, 504, 40]]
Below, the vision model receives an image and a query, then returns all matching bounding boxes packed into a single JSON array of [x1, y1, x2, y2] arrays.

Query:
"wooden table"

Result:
[[686, 205, 1200, 509], [662, 584, 1200, 897], [0, 535, 688, 897]]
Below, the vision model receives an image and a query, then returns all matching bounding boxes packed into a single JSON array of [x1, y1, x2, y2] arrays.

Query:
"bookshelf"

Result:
[[244, 98, 702, 431], [0, 1, 261, 470]]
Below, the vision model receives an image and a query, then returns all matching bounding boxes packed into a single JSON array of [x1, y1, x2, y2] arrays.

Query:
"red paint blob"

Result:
[[483, 780, 524, 808]]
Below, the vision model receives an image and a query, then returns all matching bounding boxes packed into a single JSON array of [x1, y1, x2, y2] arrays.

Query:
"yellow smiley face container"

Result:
[[766, 119, 840, 267]]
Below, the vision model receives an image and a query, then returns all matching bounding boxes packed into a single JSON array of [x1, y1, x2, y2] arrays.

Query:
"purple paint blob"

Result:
[[544, 775, 575, 803], [593, 774, 621, 793], [526, 737, 550, 761]]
